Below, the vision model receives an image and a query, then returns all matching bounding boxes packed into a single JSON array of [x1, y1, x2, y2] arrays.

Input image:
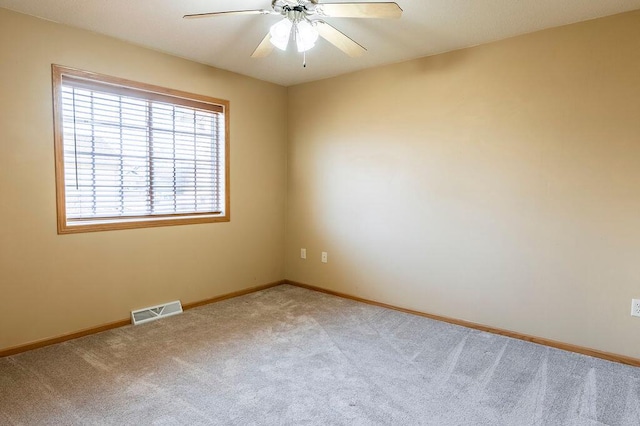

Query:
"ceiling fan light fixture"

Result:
[[269, 18, 292, 50], [295, 20, 319, 52], [184, 1, 404, 59]]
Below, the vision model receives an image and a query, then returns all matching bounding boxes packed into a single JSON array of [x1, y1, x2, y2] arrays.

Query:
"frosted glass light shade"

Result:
[[269, 19, 292, 51], [296, 20, 319, 52]]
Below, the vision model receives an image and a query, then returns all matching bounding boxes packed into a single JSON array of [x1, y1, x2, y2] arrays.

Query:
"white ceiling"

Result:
[[2, 0, 640, 86]]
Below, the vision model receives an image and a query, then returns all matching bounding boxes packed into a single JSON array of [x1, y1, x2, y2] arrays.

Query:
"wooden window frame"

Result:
[[52, 65, 230, 234]]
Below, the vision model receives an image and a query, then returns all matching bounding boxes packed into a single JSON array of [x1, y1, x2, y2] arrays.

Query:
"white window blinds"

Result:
[[60, 76, 226, 223]]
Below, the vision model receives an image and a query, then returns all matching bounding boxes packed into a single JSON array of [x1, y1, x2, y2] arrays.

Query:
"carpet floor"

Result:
[[1, 284, 639, 425]]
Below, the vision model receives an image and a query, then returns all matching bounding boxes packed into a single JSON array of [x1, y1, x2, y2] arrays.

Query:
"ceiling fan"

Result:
[[184, 0, 403, 60]]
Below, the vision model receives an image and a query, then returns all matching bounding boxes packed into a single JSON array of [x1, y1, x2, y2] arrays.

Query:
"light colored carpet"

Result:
[[1, 284, 639, 425]]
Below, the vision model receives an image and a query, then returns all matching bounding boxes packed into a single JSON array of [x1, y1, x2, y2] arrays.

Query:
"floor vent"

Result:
[[131, 301, 183, 325]]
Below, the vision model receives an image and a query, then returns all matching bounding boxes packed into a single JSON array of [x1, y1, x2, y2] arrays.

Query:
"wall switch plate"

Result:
[[300, 248, 306, 259], [632, 299, 640, 317], [321, 252, 328, 263]]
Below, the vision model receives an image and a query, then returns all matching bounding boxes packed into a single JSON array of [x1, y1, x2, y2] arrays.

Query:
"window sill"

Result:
[[58, 213, 229, 234]]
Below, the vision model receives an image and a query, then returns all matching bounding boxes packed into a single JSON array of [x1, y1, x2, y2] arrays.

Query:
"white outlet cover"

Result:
[[321, 252, 328, 263], [632, 299, 640, 317], [300, 248, 306, 259]]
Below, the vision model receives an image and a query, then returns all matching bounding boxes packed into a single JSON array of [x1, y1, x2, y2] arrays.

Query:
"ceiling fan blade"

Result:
[[184, 9, 274, 19], [315, 21, 366, 57], [251, 33, 274, 58], [319, 2, 402, 19]]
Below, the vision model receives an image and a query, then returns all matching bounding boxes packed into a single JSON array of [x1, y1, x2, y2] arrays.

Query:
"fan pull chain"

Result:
[[303, 50, 307, 68]]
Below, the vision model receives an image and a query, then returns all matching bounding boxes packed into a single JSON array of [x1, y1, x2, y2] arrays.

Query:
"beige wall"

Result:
[[286, 11, 640, 358], [0, 8, 287, 351]]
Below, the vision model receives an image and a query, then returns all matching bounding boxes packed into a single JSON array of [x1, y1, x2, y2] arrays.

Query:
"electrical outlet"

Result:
[[632, 299, 640, 317], [300, 248, 306, 259], [321, 252, 328, 263]]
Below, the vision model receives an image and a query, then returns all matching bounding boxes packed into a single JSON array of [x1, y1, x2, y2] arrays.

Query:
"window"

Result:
[[52, 65, 230, 234]]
